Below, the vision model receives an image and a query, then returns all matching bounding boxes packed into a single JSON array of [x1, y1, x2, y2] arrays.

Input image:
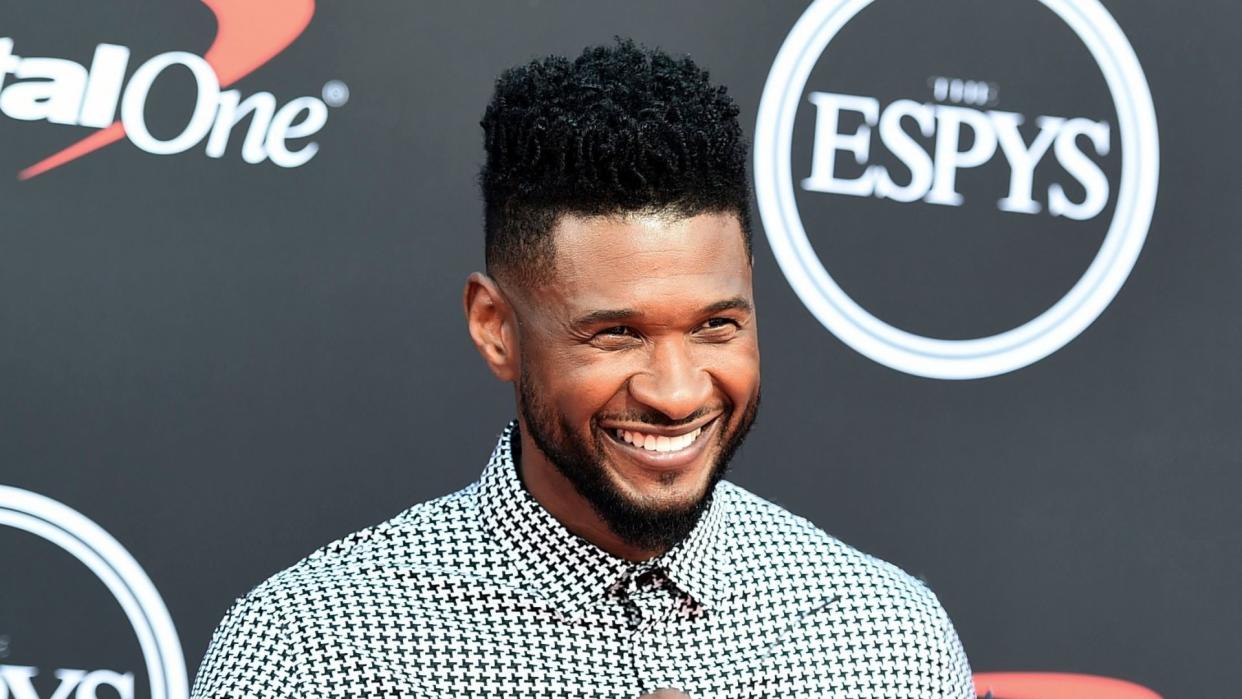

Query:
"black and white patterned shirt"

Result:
[[192, 424, 974, 698]]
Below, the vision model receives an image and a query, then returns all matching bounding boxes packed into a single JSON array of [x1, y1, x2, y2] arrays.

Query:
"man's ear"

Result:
[[464, 272, 519, 382]]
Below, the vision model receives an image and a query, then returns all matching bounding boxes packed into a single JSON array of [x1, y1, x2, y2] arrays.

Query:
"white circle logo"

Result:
[[754, 0, 1159, 379], [0, 486, 188, 699]]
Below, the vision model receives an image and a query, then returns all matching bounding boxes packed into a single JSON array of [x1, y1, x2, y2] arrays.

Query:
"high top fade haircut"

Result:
[[480, 38, 752, 286]]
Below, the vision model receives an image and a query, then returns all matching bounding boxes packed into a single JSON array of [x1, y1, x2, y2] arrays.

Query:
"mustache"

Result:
[[595, 406, 725, 428]]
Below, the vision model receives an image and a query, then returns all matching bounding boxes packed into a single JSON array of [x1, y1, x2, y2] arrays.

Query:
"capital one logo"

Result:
[[754, 0, 1159, 379], [0, 486, 187, 699], [2, 0, 337, 180]]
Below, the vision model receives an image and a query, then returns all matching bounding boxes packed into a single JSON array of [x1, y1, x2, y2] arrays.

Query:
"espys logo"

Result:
[[754, 0, 1159, 379], [2, 0, 341, 180], [0, 486, 186, 699], [1, 666, 135, 699]]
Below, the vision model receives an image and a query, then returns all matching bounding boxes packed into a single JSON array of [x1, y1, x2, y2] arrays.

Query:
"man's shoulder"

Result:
[[191, 486, 488, 697], [711, 482, 974, 695], [240, 483, 484, 609], [716, 480, 946, 613]]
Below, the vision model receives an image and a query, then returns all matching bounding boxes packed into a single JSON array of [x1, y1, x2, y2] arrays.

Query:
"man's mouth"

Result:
[[614, 424, 706, 453], [600, 416, 720, 470]]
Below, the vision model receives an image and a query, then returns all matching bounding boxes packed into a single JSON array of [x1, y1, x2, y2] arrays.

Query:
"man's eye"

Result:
[[696, 317, 740, 340], [591, 326, 641, 346]]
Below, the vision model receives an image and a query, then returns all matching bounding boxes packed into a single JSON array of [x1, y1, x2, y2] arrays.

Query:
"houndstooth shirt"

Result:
[[192, 423, 975, 698]]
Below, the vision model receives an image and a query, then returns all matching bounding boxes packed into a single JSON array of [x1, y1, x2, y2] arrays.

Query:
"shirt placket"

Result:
[[606, 567, 687, 694]]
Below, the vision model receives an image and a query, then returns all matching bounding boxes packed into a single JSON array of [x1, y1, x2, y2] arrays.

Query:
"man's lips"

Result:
[[600, 416, 720, 470], [599, 413, 720, 438]]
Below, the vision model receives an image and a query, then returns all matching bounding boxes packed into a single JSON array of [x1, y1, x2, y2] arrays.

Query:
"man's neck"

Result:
[[514, 428, 664, 562]]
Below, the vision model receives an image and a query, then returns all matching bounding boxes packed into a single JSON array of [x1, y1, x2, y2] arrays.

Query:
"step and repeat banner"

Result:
[[2, 1, 1237, 697]]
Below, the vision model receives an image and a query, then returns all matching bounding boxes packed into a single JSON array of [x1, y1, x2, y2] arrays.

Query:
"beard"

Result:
[[516, 366, 759, 552]]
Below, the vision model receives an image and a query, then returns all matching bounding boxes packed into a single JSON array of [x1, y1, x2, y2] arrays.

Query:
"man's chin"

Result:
[[594, 434, 727, 519], [583, 474, 717, 553], [597, 447, 721, 510], [605, 473, 718, 517]]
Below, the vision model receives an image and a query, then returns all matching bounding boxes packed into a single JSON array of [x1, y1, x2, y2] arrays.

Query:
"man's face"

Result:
[[511, 211, 760, 550]]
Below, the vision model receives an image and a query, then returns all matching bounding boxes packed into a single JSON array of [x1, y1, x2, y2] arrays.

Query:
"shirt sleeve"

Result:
[[190, 592, 306, 699], [930, 598, 976, 699]]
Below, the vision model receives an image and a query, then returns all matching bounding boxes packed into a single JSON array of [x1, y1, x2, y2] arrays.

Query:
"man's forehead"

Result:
[[554, 208, 740, 240], [544, 211, 752, 313]]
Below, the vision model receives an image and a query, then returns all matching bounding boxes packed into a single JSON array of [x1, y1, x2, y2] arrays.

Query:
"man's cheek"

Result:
[[568, 370, 633, 410]]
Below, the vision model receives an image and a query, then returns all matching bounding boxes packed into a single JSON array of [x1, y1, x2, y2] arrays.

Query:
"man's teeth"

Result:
[[615, 426, 704, 453]]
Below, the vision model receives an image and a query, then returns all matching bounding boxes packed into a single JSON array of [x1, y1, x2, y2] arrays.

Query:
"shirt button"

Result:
[[636, 568, 663, 588]]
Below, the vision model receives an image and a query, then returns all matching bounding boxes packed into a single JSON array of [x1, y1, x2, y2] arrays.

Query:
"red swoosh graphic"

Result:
[[18, 0, 315, 180], [974, 672, 1163, 699]]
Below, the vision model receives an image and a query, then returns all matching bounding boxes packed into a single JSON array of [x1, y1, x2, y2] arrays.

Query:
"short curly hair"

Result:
[[479, 38, 751, 285]]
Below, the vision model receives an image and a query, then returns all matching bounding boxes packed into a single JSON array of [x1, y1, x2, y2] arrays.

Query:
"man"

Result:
[[192, 40, 974, 698]]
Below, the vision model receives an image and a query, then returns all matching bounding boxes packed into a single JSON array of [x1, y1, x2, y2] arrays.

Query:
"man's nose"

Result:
[[627, 339, 713, 421]]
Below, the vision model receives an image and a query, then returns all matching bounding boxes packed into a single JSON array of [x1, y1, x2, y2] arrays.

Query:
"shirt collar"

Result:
[[477, 422, 732, 612]]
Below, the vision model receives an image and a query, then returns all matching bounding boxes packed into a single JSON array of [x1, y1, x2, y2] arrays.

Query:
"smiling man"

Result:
[[191, 40, 974, 699], [474, 208, 760, 564]]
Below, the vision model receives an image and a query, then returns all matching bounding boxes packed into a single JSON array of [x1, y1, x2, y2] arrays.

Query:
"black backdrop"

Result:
[[2, 1, 1239, 697]]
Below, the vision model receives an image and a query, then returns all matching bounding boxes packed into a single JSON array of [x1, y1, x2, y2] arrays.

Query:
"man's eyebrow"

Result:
[[701, 297, 753, 315], [570, 298, 752, 329], [571, 308, 640, 328]]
